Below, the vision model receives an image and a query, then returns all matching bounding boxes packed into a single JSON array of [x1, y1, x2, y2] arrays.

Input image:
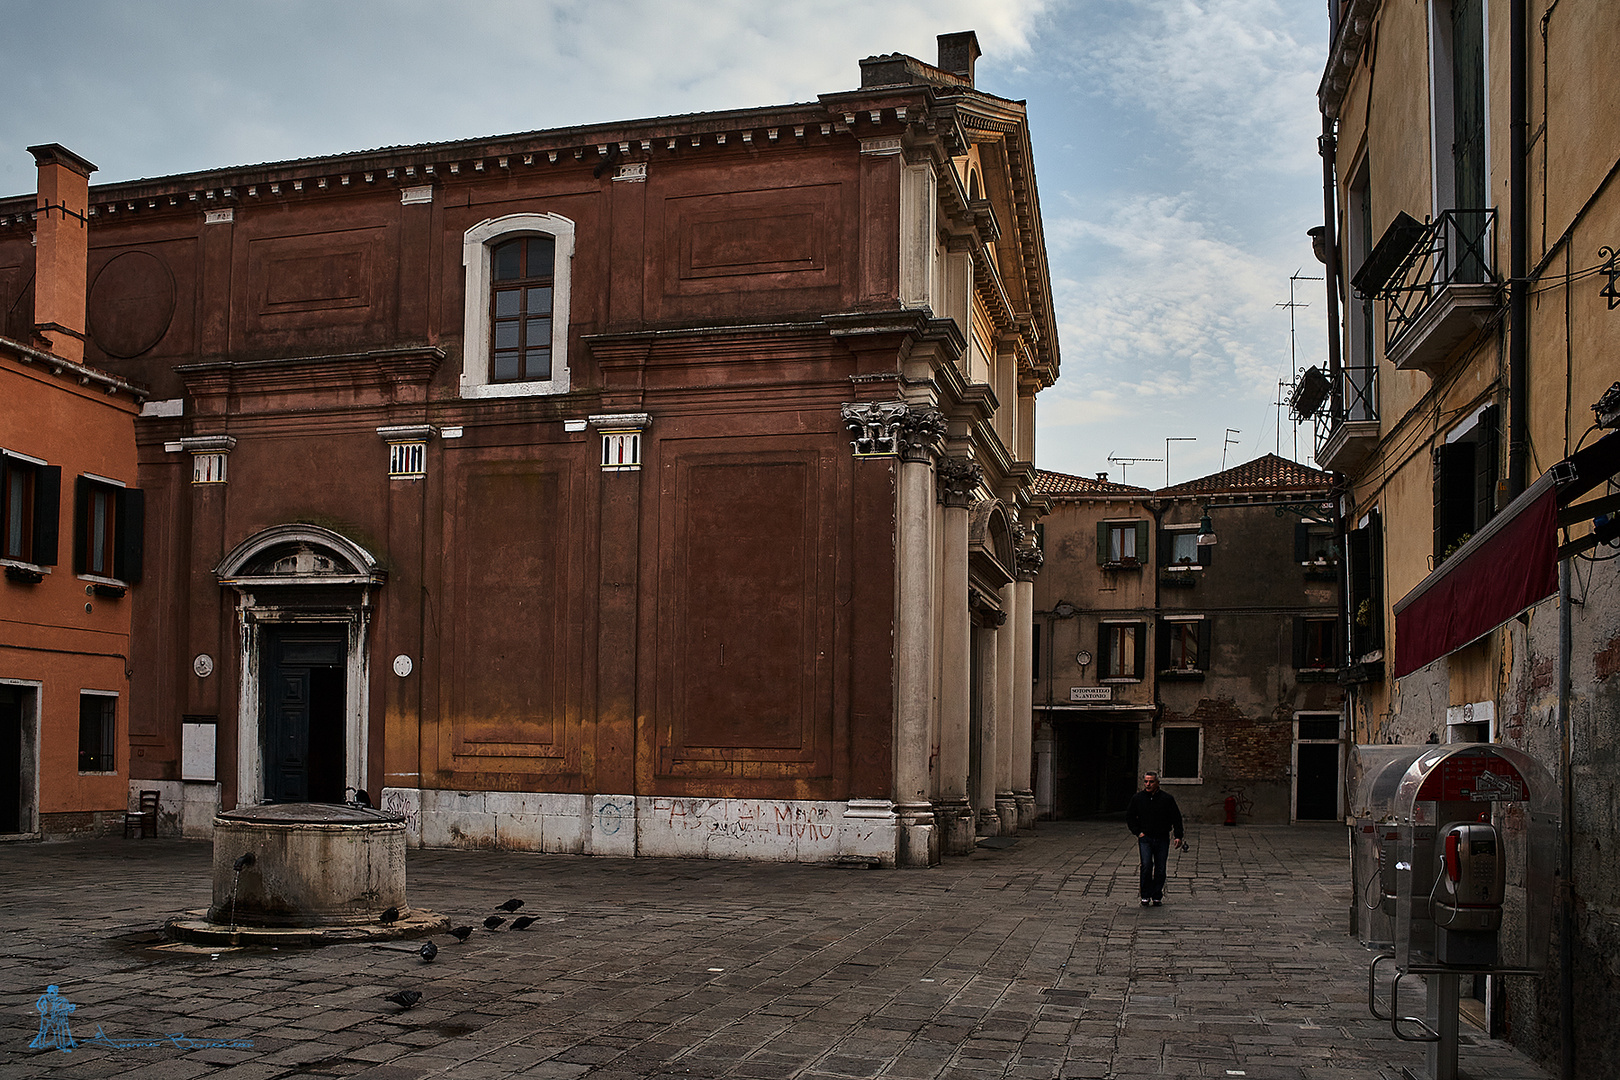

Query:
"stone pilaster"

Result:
[[842, 402, 944, 867], [1014, 544, 1043, 828], [934, 456, 980, 856], [974, 602, 1005, 836], [995, 578, 1019, 836]]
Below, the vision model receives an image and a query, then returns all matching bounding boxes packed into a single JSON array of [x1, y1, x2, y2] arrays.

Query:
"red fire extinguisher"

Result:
[[1224, 795, 1238, 826]]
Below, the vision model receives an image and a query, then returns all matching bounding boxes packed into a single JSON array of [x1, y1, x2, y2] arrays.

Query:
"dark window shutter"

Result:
[[1096, 521, 1109, 564], [1132, 622, 1146, 678], [32, 464, 60, 566], [1158, 524, 1174, 566], [1293, 616, 1307, 667], [114, 488, 144, 583], [72, 475, 89, 574], [1135, 521, 1149, 563], [1198, 619, 1212, 669], [1476, 405, 1500, 528], [1295, 522, 1311, 563]]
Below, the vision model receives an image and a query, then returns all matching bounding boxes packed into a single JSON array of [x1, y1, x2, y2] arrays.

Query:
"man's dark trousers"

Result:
[[1138, 837, 1170, 902]]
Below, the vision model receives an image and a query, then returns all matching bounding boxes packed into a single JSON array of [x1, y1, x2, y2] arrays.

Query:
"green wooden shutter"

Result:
[[1096, 521, 1109, 564], [114, 487, 144, 584]]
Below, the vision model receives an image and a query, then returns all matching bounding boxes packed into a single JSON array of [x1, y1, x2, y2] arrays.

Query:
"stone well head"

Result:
[[209, 803, 407, 927]]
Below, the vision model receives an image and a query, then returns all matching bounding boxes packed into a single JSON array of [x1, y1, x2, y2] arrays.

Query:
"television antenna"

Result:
[[1276, 271, 1323, 460], [1106, 453, 1161, 485], [1221, 428, 1242, 470]]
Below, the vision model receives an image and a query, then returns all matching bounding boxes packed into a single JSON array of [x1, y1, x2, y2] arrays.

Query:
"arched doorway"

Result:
[[216, 525, 386, 807]]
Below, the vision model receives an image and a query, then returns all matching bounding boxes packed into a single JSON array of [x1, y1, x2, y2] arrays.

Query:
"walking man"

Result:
[[1126, 772, 1186, 906]]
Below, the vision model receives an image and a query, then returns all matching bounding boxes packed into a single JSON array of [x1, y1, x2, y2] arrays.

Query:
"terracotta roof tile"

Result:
[[1034, 469, 1150, 496], [1156, 454, 1333, 497]]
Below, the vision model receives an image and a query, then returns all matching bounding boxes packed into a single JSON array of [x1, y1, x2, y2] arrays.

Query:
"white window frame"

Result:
[[1159, 724, 1203, 784], [460, 213, 575, 400], [1165, 526, 1202, 571]]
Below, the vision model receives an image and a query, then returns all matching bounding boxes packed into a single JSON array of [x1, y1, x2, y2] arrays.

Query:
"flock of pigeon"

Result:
[[382, 897, 533, 1011]]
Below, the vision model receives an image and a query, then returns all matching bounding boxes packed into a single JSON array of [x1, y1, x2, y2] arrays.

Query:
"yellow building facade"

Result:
[[1315, 0, 1620, 1072]]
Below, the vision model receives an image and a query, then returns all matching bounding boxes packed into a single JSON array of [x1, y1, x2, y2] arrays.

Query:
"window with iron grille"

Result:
[[78, 692, 116, 773]]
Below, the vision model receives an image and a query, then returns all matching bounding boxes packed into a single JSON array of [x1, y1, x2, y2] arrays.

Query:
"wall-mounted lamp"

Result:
[[1196, 511, 1217, 547], [1599, 246, 1618, 310]]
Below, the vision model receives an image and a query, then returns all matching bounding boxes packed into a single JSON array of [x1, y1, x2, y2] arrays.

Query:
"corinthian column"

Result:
[[1014, 543, 1044, 829], [934, 456, 980, 855], [893, 405, 945, 867]]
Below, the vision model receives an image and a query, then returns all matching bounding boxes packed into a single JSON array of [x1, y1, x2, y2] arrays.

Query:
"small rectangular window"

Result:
[[1096, 520, 1149, 567], [1296, 616, 1339, 669], [78, 693, 116, 773], [1168, 531, 1199, 567], [73, 476, 143, 583], [0, 452, 60, 567], [1100, 622, 1145, 680], [1161, 726, 1202, 781]]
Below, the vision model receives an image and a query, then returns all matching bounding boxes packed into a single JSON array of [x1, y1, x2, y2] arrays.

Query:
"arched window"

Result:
[[461, 213, 574, 399], [968, 169, 981, 201]]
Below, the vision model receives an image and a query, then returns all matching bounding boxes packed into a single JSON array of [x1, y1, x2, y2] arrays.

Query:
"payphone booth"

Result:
[[1358, 744, 1557, 1080]]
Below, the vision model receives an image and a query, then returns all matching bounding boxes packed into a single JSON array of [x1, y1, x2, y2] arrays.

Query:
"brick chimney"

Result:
[[937, 31, 981, 88], [27, 143, 96, 364]]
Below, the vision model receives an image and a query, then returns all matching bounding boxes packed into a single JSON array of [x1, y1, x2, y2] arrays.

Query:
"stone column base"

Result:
[[1016, 792, 1037, 830], [975, 807, 1003, 838], [895, 802, 938, 867], [995, 796, 1018, 836], [933, 800, 977, 856]]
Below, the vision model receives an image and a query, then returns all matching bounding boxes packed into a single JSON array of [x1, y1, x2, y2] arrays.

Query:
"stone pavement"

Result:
[[0, 821, 1552, 1080]]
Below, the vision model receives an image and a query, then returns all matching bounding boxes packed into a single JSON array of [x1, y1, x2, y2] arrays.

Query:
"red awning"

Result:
[[1392, 470, 1559, 678]]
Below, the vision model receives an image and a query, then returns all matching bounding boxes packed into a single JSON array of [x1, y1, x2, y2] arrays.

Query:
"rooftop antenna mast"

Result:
[[1106, 452, 1161, 486], [1221, 428, 1241, 470], [1276, 270, 1323, 461], [1165, 437, 1194, 486]]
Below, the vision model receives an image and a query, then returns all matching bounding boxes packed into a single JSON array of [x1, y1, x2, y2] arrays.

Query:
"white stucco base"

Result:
[[380, 788, 901, 866], [132, 780, 222, 839]]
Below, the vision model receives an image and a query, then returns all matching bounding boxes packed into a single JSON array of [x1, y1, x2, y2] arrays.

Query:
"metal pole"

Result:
[[1558, 557, 1574, 1080]]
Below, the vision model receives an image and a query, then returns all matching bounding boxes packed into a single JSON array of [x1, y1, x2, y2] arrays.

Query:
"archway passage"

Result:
[[260, 626, 347, 804]]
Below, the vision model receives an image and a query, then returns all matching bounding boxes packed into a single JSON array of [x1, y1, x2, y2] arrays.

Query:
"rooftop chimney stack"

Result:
[[937, 31, 981, 88], [28, 143, 96, 364]]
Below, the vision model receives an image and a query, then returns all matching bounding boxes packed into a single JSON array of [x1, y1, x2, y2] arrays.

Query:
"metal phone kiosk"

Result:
[[1366, 743, 1557, 1080]]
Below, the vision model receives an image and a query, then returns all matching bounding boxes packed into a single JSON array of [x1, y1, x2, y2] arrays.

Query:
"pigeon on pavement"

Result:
[[497, 898, 524, 912], [384, 990, 421, 1009]]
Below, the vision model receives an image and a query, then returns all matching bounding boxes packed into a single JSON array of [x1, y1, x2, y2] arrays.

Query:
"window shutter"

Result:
[[72, 475, 89, 574], [1197, 619, 1212, 670], [1096, 521, 1109, 564], [1369, 509, 1385, 641], [1135, 521, 1149, 563], [1293, 616, 1307, 668], [1476, 405, 1500, 528], [1158, 524, 1173, 566], [114, 488, 144, 583], [1295, 523, 1311, 563], [33, 464, 60, 566], [1132, 622, 1146, 678]]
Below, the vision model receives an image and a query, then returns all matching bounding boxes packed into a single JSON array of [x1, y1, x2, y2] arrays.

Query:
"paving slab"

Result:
[[0, 822, 1552, 1079]]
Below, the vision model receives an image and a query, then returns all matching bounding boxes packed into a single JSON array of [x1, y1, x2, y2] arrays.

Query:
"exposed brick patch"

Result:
[[1595, 634, 1620, 682]]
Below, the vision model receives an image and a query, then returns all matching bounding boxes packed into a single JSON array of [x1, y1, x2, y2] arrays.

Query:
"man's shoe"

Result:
[[1150, 899, 1162, 906], [1140, 899, 1150, 907]]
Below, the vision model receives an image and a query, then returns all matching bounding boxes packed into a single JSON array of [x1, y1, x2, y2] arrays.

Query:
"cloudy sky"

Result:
[[1, 0, 1331, 485]]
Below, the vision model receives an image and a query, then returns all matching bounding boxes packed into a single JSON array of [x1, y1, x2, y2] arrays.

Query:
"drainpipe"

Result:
[[1320, 117, 1344, 422], [1557, 557, 1573, 1080], [1507, 0, 1528, 498]]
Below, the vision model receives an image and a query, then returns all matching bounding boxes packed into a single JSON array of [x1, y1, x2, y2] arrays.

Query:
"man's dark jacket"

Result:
[[1126, 789, 1184, 841]]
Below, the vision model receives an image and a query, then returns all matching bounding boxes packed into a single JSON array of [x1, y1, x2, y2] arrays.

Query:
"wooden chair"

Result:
[[123, 790, 159, 838]]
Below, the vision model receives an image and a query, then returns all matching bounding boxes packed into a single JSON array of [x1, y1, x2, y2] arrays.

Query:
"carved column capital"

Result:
[[896, 406, 947, 464], [841, 402, 945, 463], [841, 401, 907, 457], [936, 456, 983, 507], [1016, 545, 1045, 581]]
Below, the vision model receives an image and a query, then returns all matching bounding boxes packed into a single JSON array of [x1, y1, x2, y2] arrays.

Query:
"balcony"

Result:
[[1293, 362, 1380, 474], [1352, 209, 1502, 378]]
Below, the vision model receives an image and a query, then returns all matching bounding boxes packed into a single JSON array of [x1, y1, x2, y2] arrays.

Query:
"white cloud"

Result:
[[1073, 0, 1322, 179]]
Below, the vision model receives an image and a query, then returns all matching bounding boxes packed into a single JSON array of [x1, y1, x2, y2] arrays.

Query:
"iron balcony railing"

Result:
[[1350, 207, 1499, 355]]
